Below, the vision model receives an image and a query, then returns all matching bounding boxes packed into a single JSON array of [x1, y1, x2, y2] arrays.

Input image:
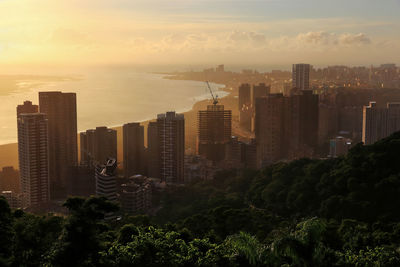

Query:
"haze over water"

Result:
[[0, 68, 226, 145]]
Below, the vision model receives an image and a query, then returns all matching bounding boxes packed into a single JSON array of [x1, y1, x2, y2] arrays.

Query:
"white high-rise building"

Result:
[[362, 102, 400, 145], [17, 113, 50, 207], [292, 64, 310, 91]]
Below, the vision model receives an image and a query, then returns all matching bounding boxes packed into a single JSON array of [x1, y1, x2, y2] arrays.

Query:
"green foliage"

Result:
[[4, 132, 400, 266], [0, 197, 13, 266], [45, 196, 119, 266]]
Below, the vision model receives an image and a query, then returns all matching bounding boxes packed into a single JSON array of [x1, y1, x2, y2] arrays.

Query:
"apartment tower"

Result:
[[39, 91, 77, 199], [156, 112, 185, 183]]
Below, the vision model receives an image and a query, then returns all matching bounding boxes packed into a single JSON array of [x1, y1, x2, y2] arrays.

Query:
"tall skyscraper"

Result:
[[39, 91, 77, 199], [386, 103, 400, 135], [17, 101, 38, 118], [292, 64, 311, 90], [289, 90, 319, 158], [251, 83, 271, 132], [157, 112, 185, 183], [17, 113, 49, 207], [198, 105, 232, 162], [123, 122, 145, 177], [362, 102, 400, 145], [252, 83, 271, 107], [147, 122, 160, 178], [255, 94, 289, 168], [238, 83, 252, 131], [80, 127, 117, 166]]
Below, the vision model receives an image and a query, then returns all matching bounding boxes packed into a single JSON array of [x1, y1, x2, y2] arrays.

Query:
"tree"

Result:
[[45, 197, 119, 266]]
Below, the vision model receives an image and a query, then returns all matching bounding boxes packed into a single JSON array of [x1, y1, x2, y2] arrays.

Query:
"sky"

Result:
[[0, 0, 399, 68]]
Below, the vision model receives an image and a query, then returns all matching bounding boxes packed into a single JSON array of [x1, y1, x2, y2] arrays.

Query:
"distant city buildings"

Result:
[[147, 121, 160, 178], [362, 101, 400, 145], [0, 191, 25, 209], [238, 83, 252, 131], [292, 64, 311, 91], [156, 112, 185, 183], [255, 90, 319, 168], [329, 136, 352, 158], [184, 155, 215, 183], [80, 126, 117, 167], [197, 105, 232, 162], [39, 91, 77, 200], [120, 175, 152, 214], [224, 137, 257, 169], [0, 166, 20, 194], [255, 94, 289, 167], [17, 113, 50, 208], [123, 123, 145, 177]]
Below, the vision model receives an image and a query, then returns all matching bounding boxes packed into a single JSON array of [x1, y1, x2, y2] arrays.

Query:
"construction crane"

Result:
[[206, 81, 219, 105]]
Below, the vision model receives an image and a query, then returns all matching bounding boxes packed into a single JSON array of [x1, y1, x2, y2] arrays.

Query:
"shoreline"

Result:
[[0, 76, 239, 170]]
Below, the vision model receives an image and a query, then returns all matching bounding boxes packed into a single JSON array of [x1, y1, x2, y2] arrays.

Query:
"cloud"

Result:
[[296, 31, 337, 45], [339, 33, 371, 45]]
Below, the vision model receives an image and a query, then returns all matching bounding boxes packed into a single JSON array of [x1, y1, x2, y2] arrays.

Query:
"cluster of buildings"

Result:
[[238, 64, 400, 165], [3, 62, 400, 214]]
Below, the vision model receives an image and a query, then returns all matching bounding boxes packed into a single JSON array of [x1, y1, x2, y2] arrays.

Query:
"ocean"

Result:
[[0, 68, 226, 145]]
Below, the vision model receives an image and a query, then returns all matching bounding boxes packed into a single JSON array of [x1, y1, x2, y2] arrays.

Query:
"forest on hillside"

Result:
[[2, 133, 400, 266]]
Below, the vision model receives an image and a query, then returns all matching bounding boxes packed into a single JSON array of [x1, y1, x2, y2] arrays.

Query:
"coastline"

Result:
[[0, 76, 240, 170]]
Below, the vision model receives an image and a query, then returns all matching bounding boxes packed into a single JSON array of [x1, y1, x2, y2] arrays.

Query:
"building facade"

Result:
[[239, 83, 252, 131], [362, 101, 400, 145], [17, 113, 50, 207], [147, 121, 160, 178], [95, 158, 117, 202], [198, 105, 232, 162], [292, 63, 311, 90], [157, 112, 185, 183], [39, 91, 77, 199], [123, 123, 145, 177], [80, 127, 117, 167]]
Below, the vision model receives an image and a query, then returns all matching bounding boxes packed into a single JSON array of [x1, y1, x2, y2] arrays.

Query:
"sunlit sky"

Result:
[[0, 0, 399, 67]]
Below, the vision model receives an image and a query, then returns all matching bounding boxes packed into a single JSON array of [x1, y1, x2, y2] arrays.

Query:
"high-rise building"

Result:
[[95, 158, 117, 202], [251, 83, 271, 132], [198, 105, 232, 162], [252, 83, 271, 107], [216, 64, 225, 73], [157, 112, 185, 183], [386, 103, 400, 135], [362, 102, 400, 145], [147, 122, 160, 178], [80, 127, 117, 167], [39, 91, 77, 199], [17, 113, 50, 207], [123, 123, 145, 177], [239, 83, 252, 131], [17, 101, 38, 118], [289, 90, 319, 158], [255, 94, 290, 168], [120, 175, 152, 214], [292, 64, 311, 90], [363, 102, 385, 145]]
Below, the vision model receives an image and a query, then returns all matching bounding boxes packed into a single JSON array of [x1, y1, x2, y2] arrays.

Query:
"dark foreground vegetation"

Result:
[[2, 133, 400, 266]]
